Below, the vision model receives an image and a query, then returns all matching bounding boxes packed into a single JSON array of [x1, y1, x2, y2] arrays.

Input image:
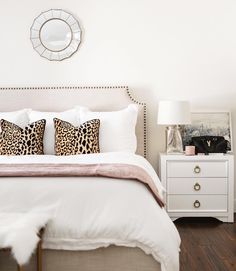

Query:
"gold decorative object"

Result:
[[194, 183, 201, 191], [194, 165, 201, 174], [193, 200, 201, 208]]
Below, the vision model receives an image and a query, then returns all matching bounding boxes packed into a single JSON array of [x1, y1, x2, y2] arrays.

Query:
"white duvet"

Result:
[[0, 152, 180, 271]]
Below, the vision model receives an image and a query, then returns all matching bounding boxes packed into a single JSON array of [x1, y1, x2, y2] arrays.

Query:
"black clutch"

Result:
[[191, 136, 230, 154]]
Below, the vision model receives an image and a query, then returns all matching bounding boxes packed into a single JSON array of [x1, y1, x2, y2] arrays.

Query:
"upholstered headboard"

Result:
[[0, 86, 147, 157]]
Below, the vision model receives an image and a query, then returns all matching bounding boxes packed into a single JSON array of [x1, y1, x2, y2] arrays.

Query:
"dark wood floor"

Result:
[[175, 214, 236, 271]]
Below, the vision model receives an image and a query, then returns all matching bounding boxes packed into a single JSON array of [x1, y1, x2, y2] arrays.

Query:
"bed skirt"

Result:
[[0, 246, 161, 271]]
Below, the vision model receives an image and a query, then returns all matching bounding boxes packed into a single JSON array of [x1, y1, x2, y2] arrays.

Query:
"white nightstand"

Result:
[[159, 153, 234, 223]]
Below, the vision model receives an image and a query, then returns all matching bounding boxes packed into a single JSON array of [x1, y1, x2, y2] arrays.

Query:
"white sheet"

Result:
[[0, 153, 180, 271]]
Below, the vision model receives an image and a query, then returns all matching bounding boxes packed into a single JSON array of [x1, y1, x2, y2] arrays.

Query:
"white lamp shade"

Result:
[[157, 100, 191, 125]]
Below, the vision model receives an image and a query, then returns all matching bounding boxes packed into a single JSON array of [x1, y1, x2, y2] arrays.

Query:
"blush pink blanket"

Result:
[[0, 163, 164, 207]]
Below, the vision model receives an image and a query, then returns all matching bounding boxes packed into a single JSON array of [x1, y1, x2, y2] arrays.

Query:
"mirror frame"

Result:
[[30, 9, 81, 61]]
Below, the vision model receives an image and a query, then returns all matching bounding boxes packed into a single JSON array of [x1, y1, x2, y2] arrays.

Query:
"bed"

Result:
[[0, 86, 180, 271]]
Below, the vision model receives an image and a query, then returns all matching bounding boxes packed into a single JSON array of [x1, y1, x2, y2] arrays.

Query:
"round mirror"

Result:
[[30, 9, 81, 61], [40, 19, 72, 52]]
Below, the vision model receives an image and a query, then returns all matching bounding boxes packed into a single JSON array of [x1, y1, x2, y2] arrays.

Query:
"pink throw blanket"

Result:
[[0, 163, 164, 207]]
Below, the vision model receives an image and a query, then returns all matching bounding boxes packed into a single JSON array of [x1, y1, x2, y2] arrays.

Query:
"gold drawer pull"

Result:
[[194, 182, 201, 191], [194, 165, 201, 174], [193, 200, 201, 208]]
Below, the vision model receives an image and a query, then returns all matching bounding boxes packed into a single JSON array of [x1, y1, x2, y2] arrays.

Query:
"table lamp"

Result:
[[157, 100, 191, 154]]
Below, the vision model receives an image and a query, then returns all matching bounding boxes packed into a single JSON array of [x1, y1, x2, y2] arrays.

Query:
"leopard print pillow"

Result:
[[54, 118, 100, 155], [0, 119, 46, 155]]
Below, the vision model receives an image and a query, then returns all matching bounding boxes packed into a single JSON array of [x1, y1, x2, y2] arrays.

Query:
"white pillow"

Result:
[[0, 109, 29, 130], [28, 109, 80, 154], [79, 104, 138, 153]]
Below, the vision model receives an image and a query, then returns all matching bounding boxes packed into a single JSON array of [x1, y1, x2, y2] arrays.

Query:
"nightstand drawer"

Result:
[[167, 161, 227, 178], [167, 178, 227, 195], [167, 195, 227, 212]]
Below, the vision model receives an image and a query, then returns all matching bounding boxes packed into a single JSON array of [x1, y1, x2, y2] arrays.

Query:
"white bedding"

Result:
[[0, 153, 180, 271]]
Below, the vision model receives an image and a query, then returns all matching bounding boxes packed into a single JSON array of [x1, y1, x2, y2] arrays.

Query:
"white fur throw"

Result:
[[0, 212, 51, 265]]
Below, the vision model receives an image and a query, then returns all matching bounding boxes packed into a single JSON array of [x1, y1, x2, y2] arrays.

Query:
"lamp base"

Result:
[[166, 125, 184, 154]]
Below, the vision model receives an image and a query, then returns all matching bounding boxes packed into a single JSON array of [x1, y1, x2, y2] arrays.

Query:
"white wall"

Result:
[[0, 0, 236, 206]]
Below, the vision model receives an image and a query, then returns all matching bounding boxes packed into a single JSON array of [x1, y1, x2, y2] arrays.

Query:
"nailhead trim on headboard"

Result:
[[125, 86, 147, 158], [0, 86, 147, 158]]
